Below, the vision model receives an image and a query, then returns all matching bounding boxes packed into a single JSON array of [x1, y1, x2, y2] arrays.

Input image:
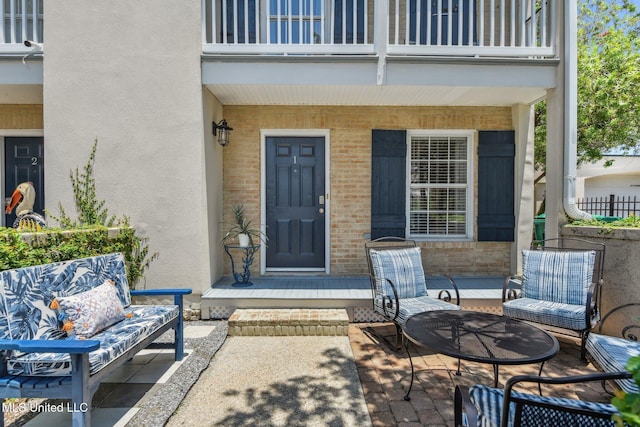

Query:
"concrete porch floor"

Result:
[[201, 275, 507, 320]]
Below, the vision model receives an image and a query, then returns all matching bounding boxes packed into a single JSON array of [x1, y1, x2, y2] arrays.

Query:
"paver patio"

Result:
[[349, 323, 613, 426]]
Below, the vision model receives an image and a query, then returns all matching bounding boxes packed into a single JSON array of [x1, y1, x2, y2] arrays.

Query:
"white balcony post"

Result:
[[21, 0, 27, 43], [9, 0, 16, 43], [0, 0, 5, 44], [31, 0, 38, 42], [202, 0, 207, 43], [374, 0, 388, 84]]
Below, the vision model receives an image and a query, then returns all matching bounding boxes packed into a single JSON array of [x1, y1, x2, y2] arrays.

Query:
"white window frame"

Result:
[[406, 129, 474, 241]]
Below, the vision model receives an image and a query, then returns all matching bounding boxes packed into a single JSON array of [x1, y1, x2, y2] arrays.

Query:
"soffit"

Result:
[[205, 84, 546, 106]]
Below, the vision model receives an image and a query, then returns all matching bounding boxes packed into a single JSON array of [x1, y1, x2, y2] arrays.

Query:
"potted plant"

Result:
[[222, 204, 267, 247]]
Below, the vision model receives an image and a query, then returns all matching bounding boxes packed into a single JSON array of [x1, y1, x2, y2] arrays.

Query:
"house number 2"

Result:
[[31, 157, 38, 165]]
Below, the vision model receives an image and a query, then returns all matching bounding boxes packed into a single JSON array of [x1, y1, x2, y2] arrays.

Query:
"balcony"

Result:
[[0, 0, 559, 106], [1, 0, 43, 52], [0, 0, 555, 58], [202, 0, 556, 58]]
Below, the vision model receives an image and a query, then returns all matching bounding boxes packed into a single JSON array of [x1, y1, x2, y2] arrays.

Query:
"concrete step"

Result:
[[228, 308, 350, 336]]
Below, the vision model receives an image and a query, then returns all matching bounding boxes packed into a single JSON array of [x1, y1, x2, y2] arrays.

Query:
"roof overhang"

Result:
[[203, 55, 558, 106]]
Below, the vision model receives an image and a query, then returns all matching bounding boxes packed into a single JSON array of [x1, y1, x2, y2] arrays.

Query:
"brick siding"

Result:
[[223, 105, 513, 277]]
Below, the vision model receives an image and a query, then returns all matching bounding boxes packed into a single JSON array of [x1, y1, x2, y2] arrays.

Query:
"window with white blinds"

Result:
[[408, 133, 473, 239]]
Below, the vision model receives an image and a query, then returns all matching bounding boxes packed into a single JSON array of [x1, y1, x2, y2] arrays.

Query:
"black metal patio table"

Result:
[[402, 310, 559, 400]]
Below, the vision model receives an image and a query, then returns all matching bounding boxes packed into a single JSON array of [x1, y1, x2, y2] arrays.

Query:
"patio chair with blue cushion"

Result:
[[502, 238, 605, 360], [454, 371, 632, 427], [365, 237, 461, 349]]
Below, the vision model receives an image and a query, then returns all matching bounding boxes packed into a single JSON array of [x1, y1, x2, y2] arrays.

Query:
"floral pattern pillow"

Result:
[[53, 280, 126, 339]]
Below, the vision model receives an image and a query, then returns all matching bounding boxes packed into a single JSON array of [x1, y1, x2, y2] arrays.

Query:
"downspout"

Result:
[[563, 0, 592, 220]]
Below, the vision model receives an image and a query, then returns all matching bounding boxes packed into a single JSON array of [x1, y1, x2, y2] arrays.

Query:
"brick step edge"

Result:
[[228, 308, 349, 336]]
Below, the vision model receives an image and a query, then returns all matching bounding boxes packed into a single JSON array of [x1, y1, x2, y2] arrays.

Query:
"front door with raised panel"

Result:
[[265, 136, 325, 269], [5, 137, 44, 227]]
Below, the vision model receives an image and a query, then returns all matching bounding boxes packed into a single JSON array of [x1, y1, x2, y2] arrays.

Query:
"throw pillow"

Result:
[[53, 280, 126, 338]]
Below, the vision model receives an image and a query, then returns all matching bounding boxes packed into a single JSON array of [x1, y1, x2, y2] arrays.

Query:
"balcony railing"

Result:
[[202, 0, 556, 57], [1, 0, 43, 52], [0, 0, 555, 58]]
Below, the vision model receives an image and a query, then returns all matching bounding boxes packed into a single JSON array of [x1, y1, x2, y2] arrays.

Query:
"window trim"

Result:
[[405, 129, 475, 241]]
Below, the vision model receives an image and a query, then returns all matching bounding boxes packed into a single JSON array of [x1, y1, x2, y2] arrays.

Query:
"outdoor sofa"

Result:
[[0, 253, 190, 427]]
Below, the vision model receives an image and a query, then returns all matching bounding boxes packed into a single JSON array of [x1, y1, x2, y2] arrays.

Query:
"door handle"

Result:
[[319, 208, 325, 214]]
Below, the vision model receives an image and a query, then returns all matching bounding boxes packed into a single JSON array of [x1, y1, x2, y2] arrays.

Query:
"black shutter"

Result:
[[477, 131, 515, 242], [371, 130, 406, 239]]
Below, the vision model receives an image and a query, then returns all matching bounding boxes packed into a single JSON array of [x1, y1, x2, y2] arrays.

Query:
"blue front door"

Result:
[[265, 136, 326, 269], [5, 137, 45, 227]]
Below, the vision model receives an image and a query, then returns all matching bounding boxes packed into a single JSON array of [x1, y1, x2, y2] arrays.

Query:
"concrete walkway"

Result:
[[167, 336, 371, 427], [18, 322, 226, 427]]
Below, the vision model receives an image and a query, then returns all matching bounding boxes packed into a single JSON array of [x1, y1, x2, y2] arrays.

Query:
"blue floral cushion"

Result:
[[369, 247, 427, 299], [0, 253, 130, 344], [469, 384, 619, 427], [586, 333, 640, 394], [6, 304, 178, 376], [522, 250, 595, 305]]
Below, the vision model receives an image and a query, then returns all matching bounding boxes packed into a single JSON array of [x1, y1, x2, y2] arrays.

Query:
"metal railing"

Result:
[[576, 195, 640, 219], [202, 0, 556, 57]]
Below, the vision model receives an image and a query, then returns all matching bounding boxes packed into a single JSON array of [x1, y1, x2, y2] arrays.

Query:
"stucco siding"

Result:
[[43, 0, 212, 294]]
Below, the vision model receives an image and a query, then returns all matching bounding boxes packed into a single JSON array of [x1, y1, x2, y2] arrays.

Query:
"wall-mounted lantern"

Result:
[[212, 119, 233, 146]]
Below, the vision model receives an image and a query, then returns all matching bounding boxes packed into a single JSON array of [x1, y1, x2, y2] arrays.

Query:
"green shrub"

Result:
[[572, 214, 640, 228], [0, 226, 155, 288], [1, 139, 158, 289], [612, 354, 640, 426]]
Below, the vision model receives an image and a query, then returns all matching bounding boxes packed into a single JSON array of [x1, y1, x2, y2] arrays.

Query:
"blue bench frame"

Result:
[[0, 256, 191, 427]]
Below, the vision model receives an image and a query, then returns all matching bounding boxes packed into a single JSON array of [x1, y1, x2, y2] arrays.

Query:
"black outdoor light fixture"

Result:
[[213, 119, 233, 146]]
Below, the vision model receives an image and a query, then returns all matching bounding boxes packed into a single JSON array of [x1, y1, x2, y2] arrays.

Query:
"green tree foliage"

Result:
[[535, 0, 640, 177], [0, 227, 155, 288], [612, 354, 640, 426]]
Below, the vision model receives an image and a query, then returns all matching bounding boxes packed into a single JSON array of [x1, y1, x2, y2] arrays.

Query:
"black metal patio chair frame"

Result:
[[365, 236, 461, 350], [454, 371, 631, 427], [502, 237, 605, 359]]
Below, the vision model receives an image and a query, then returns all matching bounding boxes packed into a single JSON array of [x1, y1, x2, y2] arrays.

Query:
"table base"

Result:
[[402, 342, 547, 400]]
